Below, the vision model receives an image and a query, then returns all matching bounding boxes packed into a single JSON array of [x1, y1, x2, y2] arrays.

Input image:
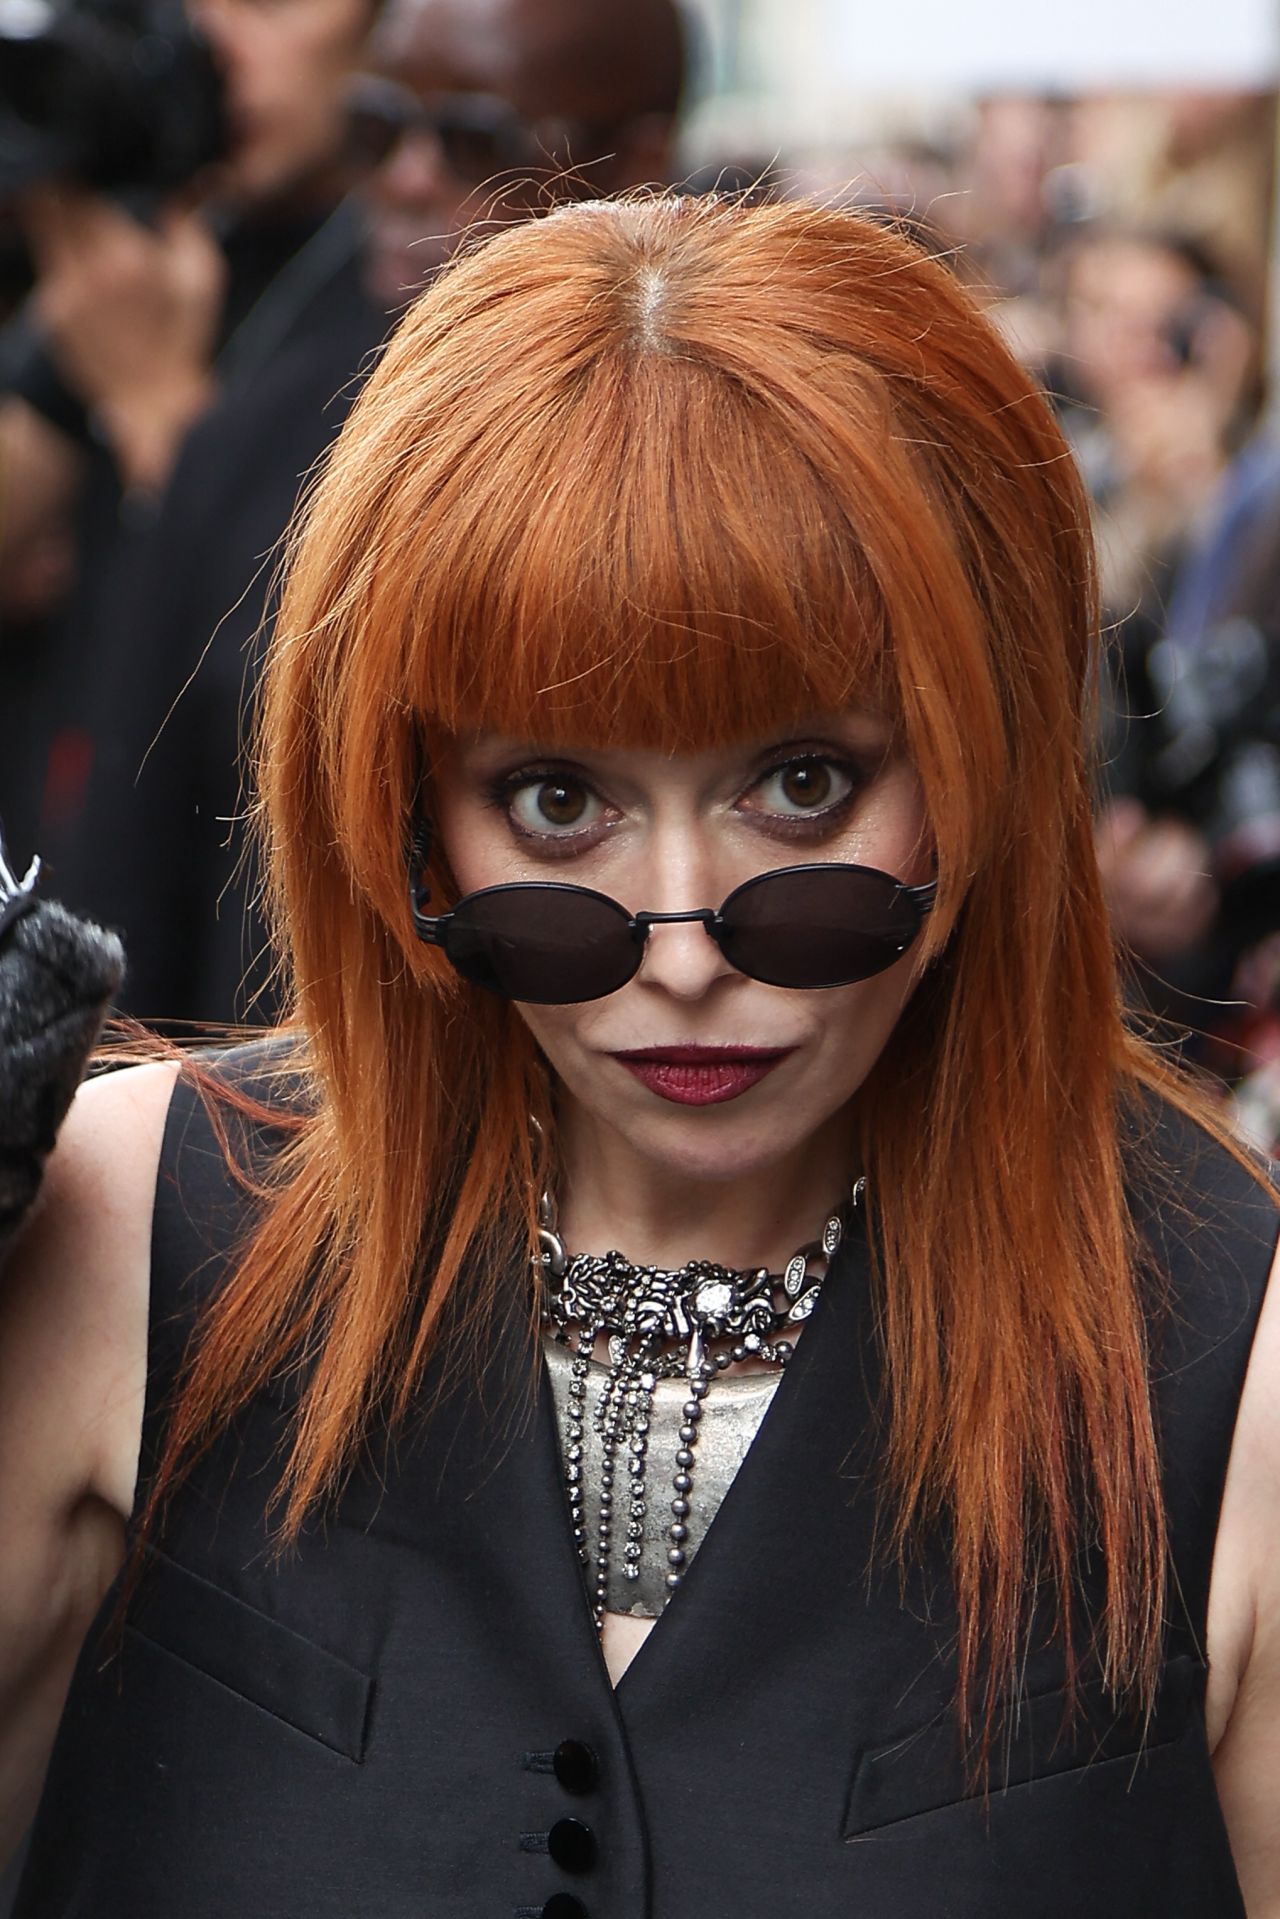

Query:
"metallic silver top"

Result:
[[543, 1334, 781, 1617]]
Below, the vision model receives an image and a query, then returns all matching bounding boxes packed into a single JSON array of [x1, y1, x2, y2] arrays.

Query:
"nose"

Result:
[[634, 915, 733, 1001], [628, 850, 736, 1002], [371, 126, 459, 209]]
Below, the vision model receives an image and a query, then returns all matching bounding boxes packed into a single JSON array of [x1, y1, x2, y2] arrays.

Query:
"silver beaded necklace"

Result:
[[538, 1177, 864, 1630]]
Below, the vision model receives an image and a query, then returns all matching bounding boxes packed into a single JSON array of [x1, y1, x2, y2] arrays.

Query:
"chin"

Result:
[[621, 1102, 832, 1187]]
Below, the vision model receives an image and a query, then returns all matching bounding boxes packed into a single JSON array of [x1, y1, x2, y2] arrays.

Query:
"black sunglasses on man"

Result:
[[346, 73, 609, 179]]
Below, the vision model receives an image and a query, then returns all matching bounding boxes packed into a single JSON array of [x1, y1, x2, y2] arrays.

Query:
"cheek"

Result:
[[509, 1003, 590, 1079], [855, 768, 933, 882], [305, 16, 369, 92], [815, 969, 918, 1090], [251, 26, 357, 120], [431, 788, 501, 896]]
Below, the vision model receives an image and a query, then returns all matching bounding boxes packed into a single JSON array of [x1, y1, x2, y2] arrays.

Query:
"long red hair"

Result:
[[148, 194, 1231, 1736]]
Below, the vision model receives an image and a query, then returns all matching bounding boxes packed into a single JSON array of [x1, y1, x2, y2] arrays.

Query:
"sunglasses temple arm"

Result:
[[406, 812, 444, 943], [907, 879, 939, 916]]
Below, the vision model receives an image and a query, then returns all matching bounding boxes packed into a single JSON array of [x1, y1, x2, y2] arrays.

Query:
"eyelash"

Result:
[[742, 753, 864, 839], [481, 750, 867, 853], [482, 765, 612, 857]]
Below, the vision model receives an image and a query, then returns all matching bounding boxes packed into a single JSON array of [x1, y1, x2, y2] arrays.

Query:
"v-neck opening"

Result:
[[533, 1217, 867, 1707]]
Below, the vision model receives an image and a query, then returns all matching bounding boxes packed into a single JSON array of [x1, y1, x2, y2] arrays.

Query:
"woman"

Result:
[[1, 195, 1277, 1917]]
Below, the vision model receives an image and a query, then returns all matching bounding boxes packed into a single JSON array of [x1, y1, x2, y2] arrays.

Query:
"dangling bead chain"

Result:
[[538, 1177, 865, 1630]]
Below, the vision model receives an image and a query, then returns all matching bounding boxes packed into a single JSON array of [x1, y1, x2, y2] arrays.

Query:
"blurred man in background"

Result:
[[0, 0, 385, 1017], [358, 0, 686, 307]]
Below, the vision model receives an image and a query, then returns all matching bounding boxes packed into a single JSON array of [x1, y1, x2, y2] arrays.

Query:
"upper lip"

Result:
[[610, 1045, 793, 1062]]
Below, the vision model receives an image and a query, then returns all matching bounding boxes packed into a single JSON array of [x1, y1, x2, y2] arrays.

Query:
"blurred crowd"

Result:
[[0, 6, 1278, 1149], [941, 89, 1280, 1151]]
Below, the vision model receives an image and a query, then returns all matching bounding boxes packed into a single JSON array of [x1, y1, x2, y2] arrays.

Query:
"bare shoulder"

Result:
[[0, 1059, 177, 1861], [1, 1058, 180, 1519], [1207, 1229, 1280, 1911], [47, 1056, 180, 1223]]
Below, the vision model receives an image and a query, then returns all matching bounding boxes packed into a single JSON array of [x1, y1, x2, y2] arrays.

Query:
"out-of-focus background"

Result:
[[1, 0, 1279, 1158]]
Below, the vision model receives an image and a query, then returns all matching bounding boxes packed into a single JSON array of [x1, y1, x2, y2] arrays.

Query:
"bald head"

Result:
[[364, 0, 688, 305]]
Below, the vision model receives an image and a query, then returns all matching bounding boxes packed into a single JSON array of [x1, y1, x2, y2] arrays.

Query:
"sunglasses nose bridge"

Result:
[[631, 908, 718, 930], [625, 906, 735, 999], [629, 907, 721, 960]]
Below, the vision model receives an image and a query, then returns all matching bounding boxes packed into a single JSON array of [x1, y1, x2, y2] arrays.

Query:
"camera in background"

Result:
[[0, 0, 226, 203]]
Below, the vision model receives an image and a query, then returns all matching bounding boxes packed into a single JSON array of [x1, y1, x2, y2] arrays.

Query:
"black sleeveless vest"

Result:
[[15, 1048, 1278, 1918]]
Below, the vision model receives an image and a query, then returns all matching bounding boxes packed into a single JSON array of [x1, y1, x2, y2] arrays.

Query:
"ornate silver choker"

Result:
[[538, 1178, 864, 1629]]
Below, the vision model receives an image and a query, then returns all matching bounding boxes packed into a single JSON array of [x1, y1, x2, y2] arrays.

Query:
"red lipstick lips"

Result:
[[611, 1045, 793, 1107]]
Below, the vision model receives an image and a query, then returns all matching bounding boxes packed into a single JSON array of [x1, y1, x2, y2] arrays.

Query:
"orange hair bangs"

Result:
[[267, 196, 1083, 965]]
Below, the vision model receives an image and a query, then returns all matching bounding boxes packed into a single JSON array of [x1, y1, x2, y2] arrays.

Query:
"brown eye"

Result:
[[508, 774, 603, 836], [537, 780, 586, 826], [779, 761, 832, 809], [747, 756, 854, 820]]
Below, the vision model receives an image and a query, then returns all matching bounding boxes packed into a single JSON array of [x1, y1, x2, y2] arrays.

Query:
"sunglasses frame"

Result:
[[407, 821, 937, 1004], [345, 74, 601, 176]]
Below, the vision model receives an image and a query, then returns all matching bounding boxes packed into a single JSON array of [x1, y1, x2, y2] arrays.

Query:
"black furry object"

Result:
[[0, 897, 125, 1260]]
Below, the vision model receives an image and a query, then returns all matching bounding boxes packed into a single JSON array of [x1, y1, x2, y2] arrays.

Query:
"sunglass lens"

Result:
[[429, 96, 536, 174], [443, 885, 638, 1004], [344, 76, 417, 168], [344, 83, 521, 175], [345, 104, 402, 169], [435, 121, 509, 176], [718, 865, 924, 989]]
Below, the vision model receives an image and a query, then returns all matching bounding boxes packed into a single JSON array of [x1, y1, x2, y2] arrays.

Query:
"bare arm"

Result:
[[0, 1059, 175, 1869], [1208, 1232, 1280, 1915]]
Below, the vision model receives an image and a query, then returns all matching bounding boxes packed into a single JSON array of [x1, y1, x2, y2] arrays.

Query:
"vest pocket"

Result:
[[126, 1549, 374, 1763], [843, 1652, 1201, 1837]]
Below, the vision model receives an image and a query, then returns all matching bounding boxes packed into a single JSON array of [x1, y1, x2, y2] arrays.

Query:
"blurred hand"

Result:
[[0, 858, 124, 1265], [20, 186, 227, 495], [1096, 796, 1219, 961]]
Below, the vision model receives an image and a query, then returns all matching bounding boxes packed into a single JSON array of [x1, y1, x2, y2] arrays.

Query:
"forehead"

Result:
[[370, 0, 585, 112], [436, 711, 900, 775], [1070, 240, 1195, 307]]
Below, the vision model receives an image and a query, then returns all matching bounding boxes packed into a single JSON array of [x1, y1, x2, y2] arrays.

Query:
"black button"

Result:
[[547, 1817, 597, 1873], [541, 1898, 588, 1919], [553, 1739, 599, 1795]]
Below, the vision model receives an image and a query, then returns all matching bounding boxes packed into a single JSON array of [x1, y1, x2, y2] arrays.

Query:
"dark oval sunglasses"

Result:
[[408, 830, 936, 1006]]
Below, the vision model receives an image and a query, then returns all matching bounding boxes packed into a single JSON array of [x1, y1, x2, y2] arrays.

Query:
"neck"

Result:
[[552, 1098, 858, 1275]]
